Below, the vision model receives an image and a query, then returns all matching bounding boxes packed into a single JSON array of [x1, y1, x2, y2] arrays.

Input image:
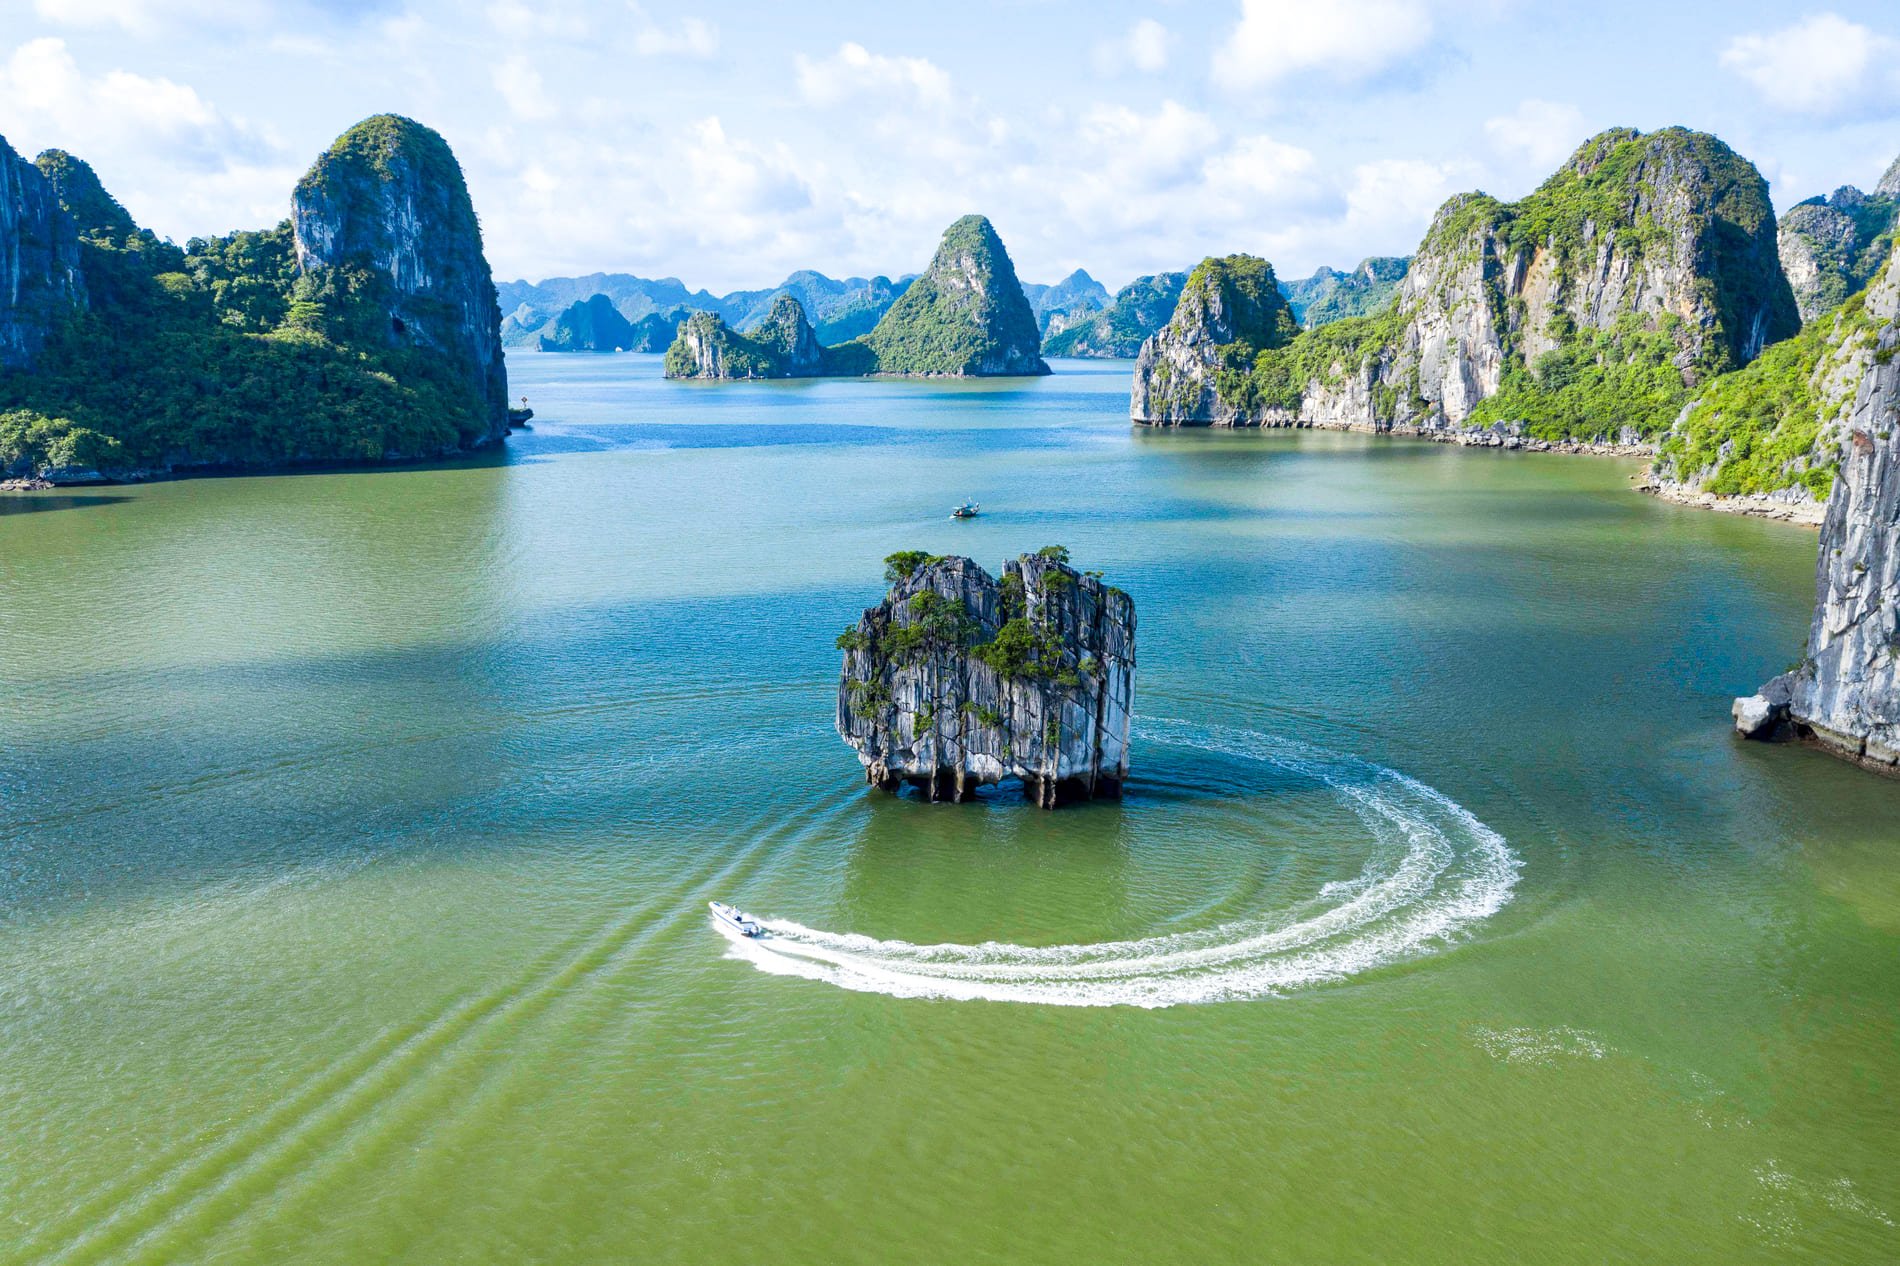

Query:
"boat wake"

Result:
[[714, 720, 1520, 1007]]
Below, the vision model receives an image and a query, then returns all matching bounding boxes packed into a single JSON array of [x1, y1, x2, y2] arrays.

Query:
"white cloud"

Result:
[[487, 0, 591, 41], [470, 112, 829, 287], [1719, 13, 1900, 117], [493, 55, 557, 121], [1203, 134, 1322, 206], [1093, 18, 1172, 75], [796, 43, 953, 110], [0, 38, 293, 236], [633, 15, 719, 58], [1214, 0, 1435, 90], [681, 117, 812, 217], [1344, 157, 1473, 234], [1483, 99, 1587, 169], [1076, 101, 1220, 189]]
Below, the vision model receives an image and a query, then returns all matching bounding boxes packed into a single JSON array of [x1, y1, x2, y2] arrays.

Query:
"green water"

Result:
[[2, 356, 1896, 1263]]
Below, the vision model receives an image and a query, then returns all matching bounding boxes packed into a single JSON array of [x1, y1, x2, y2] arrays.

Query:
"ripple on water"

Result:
[[711, 720, 1521, 1007]]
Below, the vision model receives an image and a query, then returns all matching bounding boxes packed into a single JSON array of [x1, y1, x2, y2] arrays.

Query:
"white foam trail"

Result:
[[715, 721, 1520, 1007]]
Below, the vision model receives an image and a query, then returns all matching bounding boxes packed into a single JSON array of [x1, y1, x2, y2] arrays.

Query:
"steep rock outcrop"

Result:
[[1134, 128, 1799, 435], [291, 114, 508, 443], [663, 296, 846, 378], [1, 116, 512, 480], [1735, 244, 1900, 772], [1879, 156, 1900, 199], [0, 136, 84, 370], [1776, 180, 1898, 322], [666, 311, 765, 378], [661, 216, 1047, 379], [837, 551, 1135, 807], [1129, 255, 1301, 423], [33, 150, 137, 241], [749, 292, 825, 372], [1649, 285, 1880, 509], [856, 215, 1049, 376], [538, 293, 636, 351], [1043, 271, 1187, 358]]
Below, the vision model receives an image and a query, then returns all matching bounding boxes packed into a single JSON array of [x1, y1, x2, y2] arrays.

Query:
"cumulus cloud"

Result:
[[1483, 99, 1587, 169], [1214, 0, 1435, 91], [0, 38, 294, 235], [1076, 101, 1220, 189], [470, 114, 827, 287], [795, 43, 953, 110], [1093, 18, 1172, 75], [1719, 12, 1900, 117]]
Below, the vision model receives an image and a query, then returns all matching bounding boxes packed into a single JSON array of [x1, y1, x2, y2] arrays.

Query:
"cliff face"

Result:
[[2, 116, 512, 481], [1735, 243, 1900, 772], [1130, 255, 1300, 423], [0, 136, 85, 370], [1879, 156, 1900, 199], [749, 292, 825, 372], [1776, 180, 1898, 322], [1135, 128, 1798, 435], [837, 552, 1135, 807], [858, 215, 1049, 376], [291, 115, 508, 443], [663, 297, 843, 378]]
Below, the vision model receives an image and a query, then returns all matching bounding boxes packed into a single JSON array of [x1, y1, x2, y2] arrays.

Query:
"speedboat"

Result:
[[709, 901, 767, 938], [951, 500, 980, 519]]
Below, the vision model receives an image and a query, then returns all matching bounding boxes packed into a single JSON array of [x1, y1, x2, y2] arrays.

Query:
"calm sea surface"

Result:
[[2, 355, 1897, 1263]]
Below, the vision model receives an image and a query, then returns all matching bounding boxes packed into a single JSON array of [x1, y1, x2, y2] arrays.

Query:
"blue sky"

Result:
[[1, 0, 1896, 292]]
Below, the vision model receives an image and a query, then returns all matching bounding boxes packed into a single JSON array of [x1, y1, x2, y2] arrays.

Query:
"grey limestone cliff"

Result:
[[1776, 177, 1898, 323], [836, 551, 1135, 807], [1133, 128, 1797, 435], [291, 115, 509, 444], [1129, 255, 1299, 424], [1735, 242, 1900, 772], [664, 294, 838, 378], [0, 135, 84, 370]]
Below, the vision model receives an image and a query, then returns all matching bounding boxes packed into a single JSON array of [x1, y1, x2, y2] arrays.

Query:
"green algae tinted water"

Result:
[[2, 355, 1897, 1264]]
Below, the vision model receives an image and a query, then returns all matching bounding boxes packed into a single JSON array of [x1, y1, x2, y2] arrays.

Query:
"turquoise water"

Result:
[[1, 355, 1896, 1263]]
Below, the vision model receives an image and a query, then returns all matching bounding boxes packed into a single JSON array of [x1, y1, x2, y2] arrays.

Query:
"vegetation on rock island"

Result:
[[0, 117, 507, 480]]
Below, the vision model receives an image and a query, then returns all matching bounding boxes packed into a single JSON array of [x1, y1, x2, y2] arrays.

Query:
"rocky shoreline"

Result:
[[1637, 479, 1827, 526]]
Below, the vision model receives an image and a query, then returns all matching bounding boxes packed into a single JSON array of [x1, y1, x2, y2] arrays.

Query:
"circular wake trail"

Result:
[[716, 721, 1520, 1007]]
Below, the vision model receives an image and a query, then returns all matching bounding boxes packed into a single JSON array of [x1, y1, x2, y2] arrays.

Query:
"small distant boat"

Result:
[[709, 901, 767, 938], [951, 500, 980, 519]]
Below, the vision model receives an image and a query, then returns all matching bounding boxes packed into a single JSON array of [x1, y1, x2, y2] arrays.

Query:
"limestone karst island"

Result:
[[2, 5, 1898, 1265]]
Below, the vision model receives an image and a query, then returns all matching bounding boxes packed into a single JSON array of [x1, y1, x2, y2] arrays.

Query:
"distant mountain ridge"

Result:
[[1278, 258, 1410, 329], [1021, 269, 1110, 337], [664, 214, 1048, 379], [501, 270, 916, 349]]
